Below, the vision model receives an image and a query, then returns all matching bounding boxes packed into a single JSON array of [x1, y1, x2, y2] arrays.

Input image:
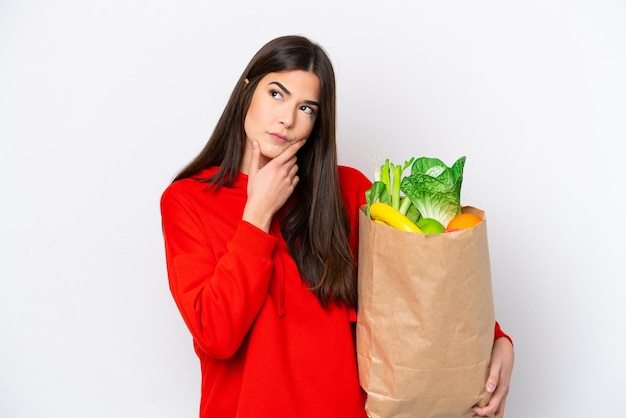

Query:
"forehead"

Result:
[[259, 70, 321, 100]]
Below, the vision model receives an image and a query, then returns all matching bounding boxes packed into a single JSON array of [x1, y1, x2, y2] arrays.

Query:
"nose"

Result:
[[279, 107, 296, 128]]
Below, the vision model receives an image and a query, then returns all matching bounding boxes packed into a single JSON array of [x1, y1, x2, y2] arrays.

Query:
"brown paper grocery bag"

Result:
[[356, 205, 495, 418]]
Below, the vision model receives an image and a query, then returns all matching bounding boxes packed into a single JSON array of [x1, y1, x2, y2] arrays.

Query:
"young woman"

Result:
[[160, 35, 514, 418]]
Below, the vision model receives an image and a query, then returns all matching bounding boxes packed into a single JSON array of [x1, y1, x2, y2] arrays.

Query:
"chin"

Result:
[[260, 143, 288, 159]]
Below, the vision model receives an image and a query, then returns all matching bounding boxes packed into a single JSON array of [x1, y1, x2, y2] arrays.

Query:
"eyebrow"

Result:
[[268, 81, 320, 108]]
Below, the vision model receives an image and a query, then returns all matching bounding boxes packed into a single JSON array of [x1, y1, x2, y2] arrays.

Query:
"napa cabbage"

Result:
[[400, 156, 466, 228]]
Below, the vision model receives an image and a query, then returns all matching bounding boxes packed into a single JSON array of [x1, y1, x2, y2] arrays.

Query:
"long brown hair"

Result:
[[173, 35, 356, 309]]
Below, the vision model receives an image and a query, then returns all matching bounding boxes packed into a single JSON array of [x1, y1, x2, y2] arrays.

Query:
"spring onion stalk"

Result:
[[380, 159, 391, 194]]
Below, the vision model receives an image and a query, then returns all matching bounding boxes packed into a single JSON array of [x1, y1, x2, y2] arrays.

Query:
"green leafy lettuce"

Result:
[[400, 156, 466, 228]]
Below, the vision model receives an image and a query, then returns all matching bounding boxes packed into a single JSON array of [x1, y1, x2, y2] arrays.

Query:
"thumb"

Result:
[[486, 363, 501, 393], [248, 141, 261, 177]]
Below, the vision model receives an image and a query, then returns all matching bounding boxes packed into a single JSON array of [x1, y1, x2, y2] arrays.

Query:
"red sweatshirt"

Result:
[[160, 165, 510, 418]]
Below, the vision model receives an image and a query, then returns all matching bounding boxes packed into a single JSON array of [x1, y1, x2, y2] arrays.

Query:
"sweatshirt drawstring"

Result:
[[269, 221, 286, 317]]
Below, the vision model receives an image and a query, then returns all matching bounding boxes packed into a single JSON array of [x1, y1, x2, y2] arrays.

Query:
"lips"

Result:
[[269, 132, 289, 142]]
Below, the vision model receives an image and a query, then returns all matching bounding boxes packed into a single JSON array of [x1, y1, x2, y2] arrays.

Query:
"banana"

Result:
[[369, 202, 423, 233]]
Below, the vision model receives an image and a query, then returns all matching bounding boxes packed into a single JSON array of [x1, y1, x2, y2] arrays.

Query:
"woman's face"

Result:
[[241, 70, 320, 171]]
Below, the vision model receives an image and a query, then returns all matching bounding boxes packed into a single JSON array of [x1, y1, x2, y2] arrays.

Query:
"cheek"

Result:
[[244, 107, 260, 136], [243, 113, 253, 137], [245, 91, 263, 122], [245, 102, 271, 133], [296, 117, 316, 139]]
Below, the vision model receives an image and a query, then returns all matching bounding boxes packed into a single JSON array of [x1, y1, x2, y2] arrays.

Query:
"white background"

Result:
[[1, 1, 625, 417]]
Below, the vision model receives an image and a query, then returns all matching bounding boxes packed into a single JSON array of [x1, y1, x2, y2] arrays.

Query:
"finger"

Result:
[[288, 164, 300, 184], [291, 174, 300, 188], [290, 163, 299, 177], [290, 137, 307, 152], [495, 398, 507, 418], [472, 384, 505, 417], [275, 138, 307, 163], [248, 140, 261, 176], [472, 395, 499, 417], [486, 361, 502, 394]]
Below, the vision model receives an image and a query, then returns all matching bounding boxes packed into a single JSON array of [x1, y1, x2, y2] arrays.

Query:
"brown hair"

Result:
[[173, 35, 356, 309]]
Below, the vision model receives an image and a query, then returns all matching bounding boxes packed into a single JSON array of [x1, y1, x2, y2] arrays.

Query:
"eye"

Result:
[[300, 105, 315, 115], [270, 89, 283, 100]]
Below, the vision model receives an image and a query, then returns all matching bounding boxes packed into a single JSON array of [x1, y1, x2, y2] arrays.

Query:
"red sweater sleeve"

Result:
[[494, 321, 513, 346], [160, 182, 277, 359]]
